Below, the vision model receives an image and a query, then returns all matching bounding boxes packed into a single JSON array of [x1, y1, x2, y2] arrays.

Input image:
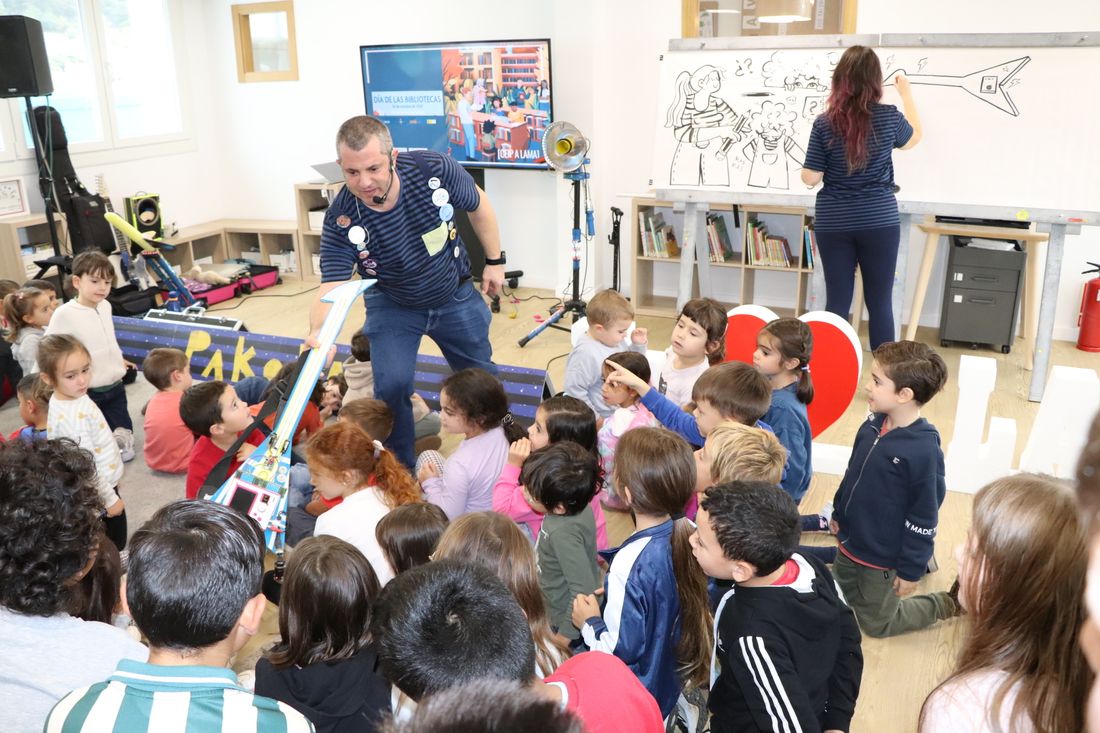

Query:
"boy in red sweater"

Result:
[[180, 380, 260, 499]]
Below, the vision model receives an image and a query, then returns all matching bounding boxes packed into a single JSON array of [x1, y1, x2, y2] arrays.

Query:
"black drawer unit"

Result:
[[940, 240, 1026, 354]]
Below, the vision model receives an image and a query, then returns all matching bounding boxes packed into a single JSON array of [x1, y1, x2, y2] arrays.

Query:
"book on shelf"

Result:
[[746, 219, 796, 268], [638, 211, 653, 256], [706, 212, 738, 263], [803, 228, 816, 270], [637, 210, 679, 259]]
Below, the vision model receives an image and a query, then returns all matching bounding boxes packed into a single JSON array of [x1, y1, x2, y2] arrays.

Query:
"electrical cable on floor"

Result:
[[204, 285, 319, 312]]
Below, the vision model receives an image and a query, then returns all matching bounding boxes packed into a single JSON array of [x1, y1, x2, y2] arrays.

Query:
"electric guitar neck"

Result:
[[206, 279, 374, 551]]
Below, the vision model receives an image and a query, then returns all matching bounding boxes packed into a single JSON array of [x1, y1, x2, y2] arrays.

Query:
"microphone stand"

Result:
[[518, 162, 591, 347], [608, 206, 623, 292]]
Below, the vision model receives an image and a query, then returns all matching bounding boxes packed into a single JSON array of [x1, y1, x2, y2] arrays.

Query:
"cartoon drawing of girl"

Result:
[[742, 101, 806, 190], [665, 65, 749, 186]]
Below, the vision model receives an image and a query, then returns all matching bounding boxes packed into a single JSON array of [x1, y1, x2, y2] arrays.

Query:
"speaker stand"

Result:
[[25, 98, 68, 300]]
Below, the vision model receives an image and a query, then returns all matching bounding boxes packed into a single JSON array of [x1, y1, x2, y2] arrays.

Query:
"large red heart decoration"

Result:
[[724, 305, 863, 438]]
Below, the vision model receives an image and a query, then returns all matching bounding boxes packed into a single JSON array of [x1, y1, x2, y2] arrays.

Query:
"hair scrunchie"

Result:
[[501, 413, 515, 427], [373, 439, 385, 459]]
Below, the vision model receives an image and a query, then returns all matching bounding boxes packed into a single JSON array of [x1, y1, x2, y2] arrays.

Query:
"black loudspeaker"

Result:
[[0, 16, 53, 99]]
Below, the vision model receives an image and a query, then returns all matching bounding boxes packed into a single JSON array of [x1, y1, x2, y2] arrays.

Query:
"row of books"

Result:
[[706, 213, 739, 263], [638, 211, 819, 270], [637, 211, 681, 258], [746, 221, 797, 268]]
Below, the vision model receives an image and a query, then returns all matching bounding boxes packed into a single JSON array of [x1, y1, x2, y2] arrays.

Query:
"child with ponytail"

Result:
[[4, 286, 52, 374], [418, 368, 526, 520], [308, 421, 421, 586], [752, 317, 814, 501], [572, 426, 712, 721]]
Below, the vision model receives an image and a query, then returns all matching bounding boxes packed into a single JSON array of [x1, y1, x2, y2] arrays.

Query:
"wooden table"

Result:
[[905, 221, 1049, 370]]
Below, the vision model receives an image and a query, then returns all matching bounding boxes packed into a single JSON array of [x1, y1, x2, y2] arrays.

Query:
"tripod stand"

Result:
[[518, 164, 592, 347], [25, 99, 68, 299]]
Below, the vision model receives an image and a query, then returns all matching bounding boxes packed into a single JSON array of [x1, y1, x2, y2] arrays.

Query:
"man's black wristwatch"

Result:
[[484, 251, 506, 266]]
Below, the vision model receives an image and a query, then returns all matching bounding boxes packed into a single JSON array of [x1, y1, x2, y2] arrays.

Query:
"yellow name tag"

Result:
[[421, 221, 449, 256]]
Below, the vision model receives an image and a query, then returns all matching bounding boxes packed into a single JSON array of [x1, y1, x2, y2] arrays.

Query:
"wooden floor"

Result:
[[224, 279, 1099, 732]]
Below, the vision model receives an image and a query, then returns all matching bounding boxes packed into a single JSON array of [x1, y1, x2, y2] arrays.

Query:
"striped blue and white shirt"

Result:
[[803, 103, 913, 231], [320, 150, 481, 308], [44, 659, 314, 733]]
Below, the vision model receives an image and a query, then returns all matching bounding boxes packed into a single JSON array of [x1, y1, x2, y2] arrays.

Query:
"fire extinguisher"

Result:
[[1078, 262, 1100, 352]]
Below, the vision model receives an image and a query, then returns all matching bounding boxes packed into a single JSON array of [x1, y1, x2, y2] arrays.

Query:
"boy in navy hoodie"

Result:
[[830, 340, 960, 638]]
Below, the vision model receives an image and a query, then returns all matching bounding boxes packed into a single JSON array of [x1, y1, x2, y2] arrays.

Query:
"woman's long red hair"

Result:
[[825, 46, 883, 173]]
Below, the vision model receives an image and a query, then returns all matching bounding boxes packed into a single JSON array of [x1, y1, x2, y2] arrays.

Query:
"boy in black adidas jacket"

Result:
[[831, 340, 959, 638], [693, 481, 862, 733]]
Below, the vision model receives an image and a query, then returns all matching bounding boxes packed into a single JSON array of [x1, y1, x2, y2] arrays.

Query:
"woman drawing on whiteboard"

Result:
[[665, 65, 749, 186], [801, 46, 922, 349]]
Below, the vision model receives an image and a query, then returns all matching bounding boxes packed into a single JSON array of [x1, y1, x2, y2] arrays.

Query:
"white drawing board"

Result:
[[652, 36, 1100, 219]]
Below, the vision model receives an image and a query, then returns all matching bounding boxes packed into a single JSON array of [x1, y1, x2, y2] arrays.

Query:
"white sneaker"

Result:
[[114, 428, 136, 463]]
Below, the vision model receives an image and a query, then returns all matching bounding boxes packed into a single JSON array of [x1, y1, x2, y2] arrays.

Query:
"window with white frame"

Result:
[[0, 0, 185, 161]]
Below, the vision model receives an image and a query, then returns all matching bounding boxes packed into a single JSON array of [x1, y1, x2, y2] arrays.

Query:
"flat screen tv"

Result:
[[360, 39, 553, 170]]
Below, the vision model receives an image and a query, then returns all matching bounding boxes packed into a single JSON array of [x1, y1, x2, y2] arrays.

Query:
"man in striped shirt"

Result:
[[308, 115, 505, 468], [45, 501, 314, 732]]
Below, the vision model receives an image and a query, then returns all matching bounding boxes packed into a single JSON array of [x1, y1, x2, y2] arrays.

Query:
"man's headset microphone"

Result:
[[372, 161, 397, 205]]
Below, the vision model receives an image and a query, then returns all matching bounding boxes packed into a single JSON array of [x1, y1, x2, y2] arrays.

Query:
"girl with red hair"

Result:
[[801, 46, 922, 349]]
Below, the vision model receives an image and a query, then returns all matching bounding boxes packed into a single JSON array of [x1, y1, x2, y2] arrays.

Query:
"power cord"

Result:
[[204, 285, 319, 313]]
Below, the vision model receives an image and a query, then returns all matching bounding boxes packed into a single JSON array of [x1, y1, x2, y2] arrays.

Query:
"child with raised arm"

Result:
[[832, 340, 959, 638], [694, 481, 862, 733], [597, 351, 657, 508], [563, 289, 647, 418], [605, 359, 773, 448]]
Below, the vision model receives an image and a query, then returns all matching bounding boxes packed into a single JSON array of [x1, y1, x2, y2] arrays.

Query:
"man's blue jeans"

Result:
[[363, 281, 496, 467]]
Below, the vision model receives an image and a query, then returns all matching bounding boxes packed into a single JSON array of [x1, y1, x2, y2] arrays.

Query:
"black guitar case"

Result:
[[31, 105, 116, 256]]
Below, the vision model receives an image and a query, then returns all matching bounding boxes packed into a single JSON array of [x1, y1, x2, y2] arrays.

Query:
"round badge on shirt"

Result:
[[453, 245, 460, 258], [348, 226, 366, 245], [432, 188, 450, 207], [336, 215, 351, 229], [449, 226, 457, 240], [428, 177, 441, 190], [438, 204, 454, 223], [365, 268, 377, 276]]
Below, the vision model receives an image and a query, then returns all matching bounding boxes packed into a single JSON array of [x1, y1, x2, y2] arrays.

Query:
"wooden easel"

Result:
[[904, 221, 1049, 370]]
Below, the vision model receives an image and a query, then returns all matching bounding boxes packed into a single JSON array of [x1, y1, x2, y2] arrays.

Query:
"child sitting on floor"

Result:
[[141, 347, 195, 474], [563, 289, 648, 419], [694, 480, 862, 733], [418, 368, 525, 520], [10, 372, 49, 443], [520, 442, 602, 644], [597, 351, 657, 508], [180, 380, 261, 500], [493, 394, 607, 548]]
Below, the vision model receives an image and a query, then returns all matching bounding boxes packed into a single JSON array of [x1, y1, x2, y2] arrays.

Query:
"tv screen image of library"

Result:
[[361, 39, 553, 170]]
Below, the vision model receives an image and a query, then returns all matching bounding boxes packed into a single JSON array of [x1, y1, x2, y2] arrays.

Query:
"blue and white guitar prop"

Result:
[[203, 279, 373, 557]]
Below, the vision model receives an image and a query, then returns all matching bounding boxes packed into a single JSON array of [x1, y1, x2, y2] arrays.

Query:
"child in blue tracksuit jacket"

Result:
[[830, 341, 960, 638], [572, 427, 711, 720]]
